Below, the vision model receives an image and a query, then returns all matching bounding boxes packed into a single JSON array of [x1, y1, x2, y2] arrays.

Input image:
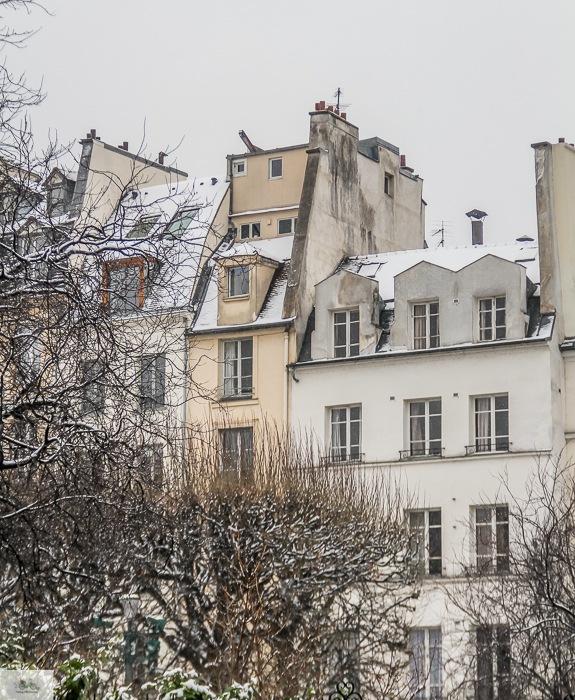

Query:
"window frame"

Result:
[[163, 207, 199, 239], [409, 627, 442, 700], [333, 308, 360, 358], [269, 157, 283, 180], [103, 257, 155, 315], [239, 222, 261, 240], [473, 394, 509, 453], [129, 214, 160, 239], [329, 404, 362, 462], [220, 426, 254, 482], [412, 300, 440, 350], [409, 509, 442, 576], [139, 354, 166, 411], [408, 398, 442, 458], [227, 266, 250, 298], [479, 295, 506, 342], [221, 337, 253, 399], [476, 624, 511, 700], [277, 217, 297, 235], [232, 159, 247, 177], [474, 505, 509, 573]]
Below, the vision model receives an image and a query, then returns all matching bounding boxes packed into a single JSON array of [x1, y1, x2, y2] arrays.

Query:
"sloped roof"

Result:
[[340, 242, 540, 300]]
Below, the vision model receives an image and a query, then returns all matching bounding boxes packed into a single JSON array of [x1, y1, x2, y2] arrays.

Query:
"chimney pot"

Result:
[[158, 151, 165, 165], [123, 142, 128, 151], [341, 112, 346, 120], [315, 100, 325, 110], [559, 138, 565, 143], [90, 129, 96, 138], [327, 105, 334, 112], [400, 155, 406, 167]]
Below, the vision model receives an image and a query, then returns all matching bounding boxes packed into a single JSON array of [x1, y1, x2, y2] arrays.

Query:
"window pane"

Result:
[[229, 267, 249, 296], [477, 627, 494, 700], [495, 395, 508, 411], [270, 158, 282, 178], [410, 402, 425, 417], [350, 406, 361, 421], [252, 222, 260, 238], [155, 355, 166, 406], [495, 297, 505, 309], [429, 415, 442, 442], [109, 265, 140, 314], [278, 218, 293, 234], [429, 628, 442, 699], [429, 509, 441, 526], [130, 215, 159, 239], [240, 224, 250, 239], [429, 527, 442, 560]]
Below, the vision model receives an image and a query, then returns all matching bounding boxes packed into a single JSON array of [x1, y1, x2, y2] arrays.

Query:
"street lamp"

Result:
[[120, 595, 141, 684]]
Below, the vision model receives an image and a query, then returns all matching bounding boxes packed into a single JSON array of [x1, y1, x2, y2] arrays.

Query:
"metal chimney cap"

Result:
[[466, 209, 488, 220]]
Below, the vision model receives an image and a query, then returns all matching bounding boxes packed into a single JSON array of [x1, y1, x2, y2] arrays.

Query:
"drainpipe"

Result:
[[181, 316, 189, 474], [283, 328, 290, 434]]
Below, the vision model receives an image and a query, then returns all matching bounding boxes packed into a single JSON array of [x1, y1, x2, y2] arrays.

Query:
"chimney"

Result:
[[466, 209, 488, 245], [90, 128, 96, 139], [158, 151, 165, 165], [341, 112, 346, 120], [559, 137, 565, 143], [315, 100, 326, 110], [400, 155, 406, 167]]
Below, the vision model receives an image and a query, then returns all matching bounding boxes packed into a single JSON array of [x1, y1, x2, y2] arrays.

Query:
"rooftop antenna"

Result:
[[327, 87, 350, 115], [432, 222, 446, 247]]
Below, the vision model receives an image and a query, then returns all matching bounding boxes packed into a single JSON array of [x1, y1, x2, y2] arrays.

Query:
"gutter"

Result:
[[289, 334, 552, 370], [188, 319, 294, 337]]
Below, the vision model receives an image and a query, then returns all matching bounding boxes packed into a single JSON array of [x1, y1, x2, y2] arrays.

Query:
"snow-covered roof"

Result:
[[104, 176, 229, 313], [341, 242, 540, 300], [192, 236, 294, 333]]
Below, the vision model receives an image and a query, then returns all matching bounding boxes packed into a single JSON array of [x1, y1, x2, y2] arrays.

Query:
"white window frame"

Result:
[[473, 505, 509, 573], [473, 394, 509, 453], [409, 509, 442, 576], [333, 308, 360, 358], [222, 338, 253, 398], [269, 157, 283, 180], [227, 266, 250, 298], [476, 625, 511, 700], [232, 159, 247, 177], [407, 398, 442, 458], [277, 217, 297, 235], [239, 222, 261, 240], [412, 300, 440, 349], [329, 404, 362, 462], [410, 627, 442, 700], [479, 295, 506, 341]]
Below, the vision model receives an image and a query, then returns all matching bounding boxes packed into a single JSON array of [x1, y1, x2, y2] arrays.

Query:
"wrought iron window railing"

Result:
[[400, 447, 444, 460], [465, 442, 511, 456]]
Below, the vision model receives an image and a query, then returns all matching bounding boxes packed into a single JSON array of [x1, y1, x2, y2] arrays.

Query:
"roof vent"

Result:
[[211, 177, 218, 185], [466, 209, 488, 245], [516, 234, 534, 242]]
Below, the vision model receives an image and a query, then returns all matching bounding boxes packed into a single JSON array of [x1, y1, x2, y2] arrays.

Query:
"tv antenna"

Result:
[[430, 221, 453, 247], [327, 87, 350, 114]]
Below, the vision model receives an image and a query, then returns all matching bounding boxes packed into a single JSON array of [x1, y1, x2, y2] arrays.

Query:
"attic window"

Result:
[[164, 207, 199, 238], [269, 157, 283, 180], [233, 159, 247, 177], [228, 266, 249, 298], [129, 215, 159, 239]]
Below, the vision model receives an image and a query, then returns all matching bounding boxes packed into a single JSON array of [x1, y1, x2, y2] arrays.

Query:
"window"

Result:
[[330, 405, 361, 461], [384, 173, 394, 197], [81, 360, 105, 415], [410, 628, 442, 700], [239, 222, 261, 240], [129, 215, 159, 239], [333, 309, 360, 358], [278, 217, 297, 235], [140, 444, 163, 485], [227, 266, 250, 297], [269, 157, 283, 179], [222, 338, 253, 398], [220, 427, 253, 481], [474, 395, 509, 453], [232, 159, 247, 177], [106, 262, 145, 315], [412, 302, 439, 349], [479, 296, 506, 341], [410, 510, 442, 576], [140, 355, 166, 411], [164, 208, 199, 239], [476, 625, 511, 700], [409, 399, 442, 457], [475, 505, 509, 573], [18, 329, 41, 380]]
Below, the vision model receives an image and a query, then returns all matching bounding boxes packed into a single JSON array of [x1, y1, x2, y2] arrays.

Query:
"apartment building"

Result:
[[286, 139, 575, 699], [186, 105, 426, 465]]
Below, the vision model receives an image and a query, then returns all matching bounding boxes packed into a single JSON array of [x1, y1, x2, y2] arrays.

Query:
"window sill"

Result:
[[224, 295, 249, 301], [465, 444, 511, 456], [218, 393, 254, 403]]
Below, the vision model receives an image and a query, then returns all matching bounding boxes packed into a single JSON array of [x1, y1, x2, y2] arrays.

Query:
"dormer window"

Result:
[[412, 301, 439, 349], [164, 207, 199, 239], [479, 296, 506, 341], [228, 266, 249, 297], [129, 215, 159, 239], [334, 309, 359, 358]]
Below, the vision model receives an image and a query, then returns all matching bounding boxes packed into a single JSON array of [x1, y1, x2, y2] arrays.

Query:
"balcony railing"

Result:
[[399, 447, 444, 461], [465, 441, 511, 456]]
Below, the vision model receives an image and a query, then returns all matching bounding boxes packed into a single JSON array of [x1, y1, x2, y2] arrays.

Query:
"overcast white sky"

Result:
[[5, 0, 574, 246]]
